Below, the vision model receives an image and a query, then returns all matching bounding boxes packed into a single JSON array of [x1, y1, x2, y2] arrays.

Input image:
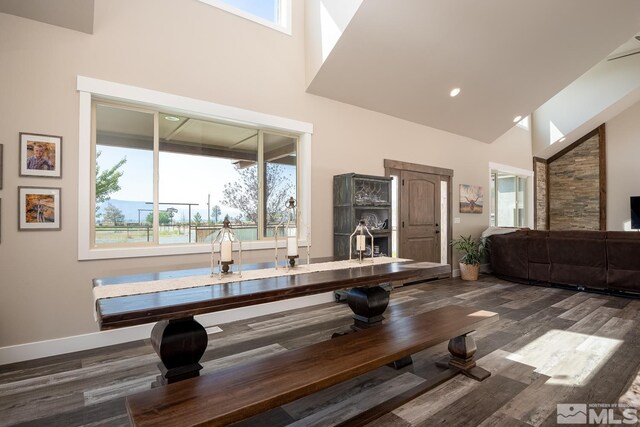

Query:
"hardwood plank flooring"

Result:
[[1, 275, 640, 426]]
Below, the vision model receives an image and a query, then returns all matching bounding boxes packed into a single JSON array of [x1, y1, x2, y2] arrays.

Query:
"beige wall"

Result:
[[0, 0, 532, 348], [606, 99, 640, 231]]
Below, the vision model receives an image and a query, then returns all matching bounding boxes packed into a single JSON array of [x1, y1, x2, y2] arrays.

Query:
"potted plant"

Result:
[[451, 235, 487, 281]]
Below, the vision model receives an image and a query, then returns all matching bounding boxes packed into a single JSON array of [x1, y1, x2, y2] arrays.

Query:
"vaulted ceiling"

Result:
[[4, 0, 640, 148], [0, 0, 94, 34], [307, 0, 640, 143]]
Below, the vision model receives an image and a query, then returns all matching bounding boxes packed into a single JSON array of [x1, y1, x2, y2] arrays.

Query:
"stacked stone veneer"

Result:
[[548, 134, 600, 230], [534, 159, 548, 230]]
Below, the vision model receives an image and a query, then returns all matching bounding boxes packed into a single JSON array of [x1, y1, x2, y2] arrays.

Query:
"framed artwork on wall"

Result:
[[460, 184, 483, 214], [18, 186, 61, 231], [19, 132, 62, 178]]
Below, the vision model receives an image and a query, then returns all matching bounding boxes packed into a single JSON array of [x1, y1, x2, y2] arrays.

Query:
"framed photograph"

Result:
[[18, 186, 61, 231], [460, 184, 483, 214], [19, 132, 62, 178]]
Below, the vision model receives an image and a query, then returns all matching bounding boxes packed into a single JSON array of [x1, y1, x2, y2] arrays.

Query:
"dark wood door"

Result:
[[400, 170, 441, 262]]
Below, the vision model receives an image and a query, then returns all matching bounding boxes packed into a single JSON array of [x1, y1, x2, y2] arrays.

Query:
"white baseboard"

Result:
[[0, 292, 334, 366]]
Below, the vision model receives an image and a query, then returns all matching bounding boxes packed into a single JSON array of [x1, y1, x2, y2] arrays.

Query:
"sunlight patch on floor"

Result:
[[506, 329, 622, 386]]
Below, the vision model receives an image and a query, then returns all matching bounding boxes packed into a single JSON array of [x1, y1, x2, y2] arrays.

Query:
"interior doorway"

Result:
[[385, 160, 453, 265]]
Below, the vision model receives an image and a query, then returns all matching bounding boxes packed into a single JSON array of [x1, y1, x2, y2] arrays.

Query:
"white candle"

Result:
[[221, 240, 232, 262], [356, 235, 366, 251], [287, 236, 298, 256]]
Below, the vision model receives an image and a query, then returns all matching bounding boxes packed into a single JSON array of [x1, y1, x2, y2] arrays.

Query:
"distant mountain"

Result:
[[97, 199, 241, 224]]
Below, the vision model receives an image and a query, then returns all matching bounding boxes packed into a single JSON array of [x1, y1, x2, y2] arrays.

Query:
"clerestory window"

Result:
[[198, 0, 291, 34]]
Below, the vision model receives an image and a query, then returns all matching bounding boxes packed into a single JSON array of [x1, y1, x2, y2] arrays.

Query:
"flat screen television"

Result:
[[632, 196, 640, 230]]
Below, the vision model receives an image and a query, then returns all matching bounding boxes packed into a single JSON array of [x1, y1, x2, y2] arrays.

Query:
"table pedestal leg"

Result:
[[347, 286, 389, 330], [150, 316, 208, 386], [436, 332, 490, 381], [344, 285, 412, 369]]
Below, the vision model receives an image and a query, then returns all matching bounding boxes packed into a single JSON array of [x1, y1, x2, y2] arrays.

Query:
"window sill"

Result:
[[79, 238, 310, 261]]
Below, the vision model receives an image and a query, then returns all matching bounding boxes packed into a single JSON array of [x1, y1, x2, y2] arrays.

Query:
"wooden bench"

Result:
[[126, 305, 498, 426]]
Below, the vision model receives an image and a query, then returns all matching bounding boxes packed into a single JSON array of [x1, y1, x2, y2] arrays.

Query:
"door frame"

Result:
[[384, 159, 454, 267]]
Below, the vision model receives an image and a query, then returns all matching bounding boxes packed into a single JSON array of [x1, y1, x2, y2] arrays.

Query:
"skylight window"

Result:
[[516, 115, 530, 130], [198, 0, 291, 35]]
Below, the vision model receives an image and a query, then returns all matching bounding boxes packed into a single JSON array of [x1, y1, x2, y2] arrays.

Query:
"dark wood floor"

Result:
[[2, 275, 640, 426]]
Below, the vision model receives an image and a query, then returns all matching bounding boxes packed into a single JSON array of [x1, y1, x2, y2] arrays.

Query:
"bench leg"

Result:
[[436, 333, 490, 382], [150, 316, 208, 386]]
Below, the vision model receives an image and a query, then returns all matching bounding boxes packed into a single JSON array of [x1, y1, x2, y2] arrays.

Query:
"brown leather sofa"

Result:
[[488, 229, 640, 295]]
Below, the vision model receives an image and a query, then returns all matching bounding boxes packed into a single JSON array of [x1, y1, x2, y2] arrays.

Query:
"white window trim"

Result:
[[77, 76, 312, 260], [198, 0, 292, 35], [488, 162, 534, 228]]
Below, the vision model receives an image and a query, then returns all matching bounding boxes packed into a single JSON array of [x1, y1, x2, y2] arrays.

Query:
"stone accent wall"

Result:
[[534, 159, 548, 230], [548, 134, 600, 230]]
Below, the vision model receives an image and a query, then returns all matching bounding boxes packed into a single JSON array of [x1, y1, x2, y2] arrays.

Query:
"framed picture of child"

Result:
[[19, 132, 62, 178]]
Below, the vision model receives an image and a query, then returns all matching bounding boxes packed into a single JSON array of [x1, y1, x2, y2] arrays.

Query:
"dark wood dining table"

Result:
[[93, 258, 450, 385]]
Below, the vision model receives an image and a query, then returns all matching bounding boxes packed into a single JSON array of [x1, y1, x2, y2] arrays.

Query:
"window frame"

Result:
[[488, 162, 534, 228], [92, 101, 160, 248], [198, 0, 292, 35], [77, 76, 312, 260]]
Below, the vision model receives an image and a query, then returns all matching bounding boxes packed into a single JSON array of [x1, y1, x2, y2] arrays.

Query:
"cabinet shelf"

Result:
[[333, 173, 393, 260]]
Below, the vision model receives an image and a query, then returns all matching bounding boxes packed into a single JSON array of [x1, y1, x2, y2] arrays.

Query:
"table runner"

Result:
[[93, 257, 410, 307]]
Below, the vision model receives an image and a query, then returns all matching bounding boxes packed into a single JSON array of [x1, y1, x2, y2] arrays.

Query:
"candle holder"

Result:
[[275, 197, 299, 271], [210, 218, 242, 279], [349, 219, 374, 263]]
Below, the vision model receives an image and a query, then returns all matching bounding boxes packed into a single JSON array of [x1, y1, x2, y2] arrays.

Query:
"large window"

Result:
[[198, 0, 291, 34], [490, 171, 529, 228], [93, 103, 298, 248], [77, 76, 312, 260]]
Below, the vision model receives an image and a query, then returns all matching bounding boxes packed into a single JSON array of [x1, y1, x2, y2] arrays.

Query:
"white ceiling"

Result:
[[307, 0, 640, 143], [0, 0, 94, 34]]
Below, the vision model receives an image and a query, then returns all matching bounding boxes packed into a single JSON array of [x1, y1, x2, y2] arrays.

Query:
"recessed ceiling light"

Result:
[[513, 115, 522, 123], [450, 88, 461, 97], [164, 116, 180, 122]]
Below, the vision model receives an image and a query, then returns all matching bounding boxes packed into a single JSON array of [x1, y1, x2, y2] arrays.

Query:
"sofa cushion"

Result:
[[606, 234, 640, 292], [607, 231, 640, 240], [527, 230, 549, 283], [527, 230, 549, 263], [548, 235, 607, 289], [488, 233, 528, 280], [551, 230, 606, 239]]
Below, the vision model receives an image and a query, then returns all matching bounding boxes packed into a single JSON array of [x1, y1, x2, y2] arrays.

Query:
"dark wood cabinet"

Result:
[[333, 173, 393, 259]]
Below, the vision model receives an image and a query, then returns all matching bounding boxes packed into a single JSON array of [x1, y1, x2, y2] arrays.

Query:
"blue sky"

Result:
[[97, 144, 295, 222], [98, 145, 238, 208], [222, 0, 278, 21]]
